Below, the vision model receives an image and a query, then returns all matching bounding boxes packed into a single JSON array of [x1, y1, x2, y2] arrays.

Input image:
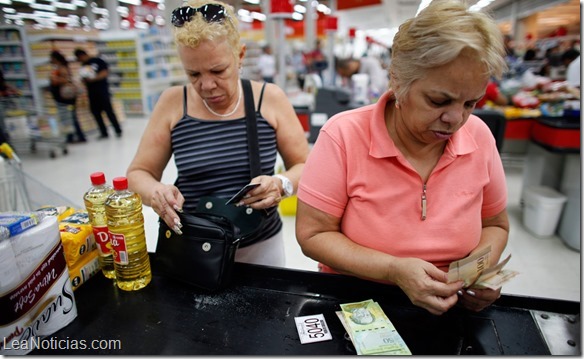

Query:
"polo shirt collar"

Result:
[[369, 90, 478, 159]]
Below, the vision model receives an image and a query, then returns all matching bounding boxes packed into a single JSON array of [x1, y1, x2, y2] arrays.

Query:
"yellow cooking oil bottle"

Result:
[[105, 176, 151, 291], [83, 172, 116, 279]]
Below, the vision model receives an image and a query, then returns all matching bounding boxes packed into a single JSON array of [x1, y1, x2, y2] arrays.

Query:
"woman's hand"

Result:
[[457, 287, 502, 312], [150, 183, 184, 234], [391, 257, 464, 316], [236, 175, 284, 210]]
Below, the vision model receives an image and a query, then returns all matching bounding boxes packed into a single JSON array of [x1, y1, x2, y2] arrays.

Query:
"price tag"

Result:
[[294, 314, 333, 344]]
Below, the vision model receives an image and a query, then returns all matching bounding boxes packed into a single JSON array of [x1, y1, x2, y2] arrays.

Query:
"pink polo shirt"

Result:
[[297, 91, 507, 273]]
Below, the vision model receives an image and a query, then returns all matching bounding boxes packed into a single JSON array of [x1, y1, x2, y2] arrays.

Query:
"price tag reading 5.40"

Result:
[[294, 314, 333, 344]]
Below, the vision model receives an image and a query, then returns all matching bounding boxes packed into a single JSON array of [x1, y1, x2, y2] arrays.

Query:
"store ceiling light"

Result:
[[469, 0, 495, 12], [2, 5, 15, 10], [415, 0, 432, 16], [251, 11, 266, 21], [292, 12, 303, 20], [30, 3, 56, 11], [55, 2, 78, 11], [0, 0, 11, 5], [294, 4, 306, 13], [244, 0, 260, 4], [118, 0, 142, 5], [72, 0, 87, 7]]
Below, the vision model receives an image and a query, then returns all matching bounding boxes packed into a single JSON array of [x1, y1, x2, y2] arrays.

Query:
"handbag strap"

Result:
[[242, 79, 261, 177]]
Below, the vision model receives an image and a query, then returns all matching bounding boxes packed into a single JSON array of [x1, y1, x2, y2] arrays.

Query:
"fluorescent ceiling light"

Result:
[[119, 0, 141, 5], [72, 0, 87, 7], [30, 3, 56, 11], [469, 0, 495, 12], [13, 0, 34, 3], [244, 0, 260, 4], [2, 6, 16, 11], [55, 2, 78, 10], [416, 0, 432, 16], [316, 3, 331, 14], [292, 12, 303, 20], [33, 10, 57, 17], [294, 5, 306, 13], [251, 11, 266, 21], [0, 0, 12, 5]]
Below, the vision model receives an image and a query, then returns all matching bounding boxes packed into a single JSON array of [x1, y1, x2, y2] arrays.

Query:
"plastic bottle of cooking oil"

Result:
[[83, 172, 115, 279], [105, 176, 151, 291]]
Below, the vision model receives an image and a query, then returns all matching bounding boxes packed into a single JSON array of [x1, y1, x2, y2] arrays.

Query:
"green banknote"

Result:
[[340, 299, 411, 355]]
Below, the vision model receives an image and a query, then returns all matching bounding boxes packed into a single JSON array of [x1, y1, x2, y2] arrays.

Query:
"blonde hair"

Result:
[[172, 0, 241, 59], [389, 0, 506, 100]]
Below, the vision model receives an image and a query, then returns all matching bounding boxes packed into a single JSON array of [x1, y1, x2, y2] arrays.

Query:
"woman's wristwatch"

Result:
[[273, 174, 293, 198]]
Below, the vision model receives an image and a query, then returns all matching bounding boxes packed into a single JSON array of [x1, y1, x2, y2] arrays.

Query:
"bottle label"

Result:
[[109, 232, 129, 265], [93, 226, 111, 256]]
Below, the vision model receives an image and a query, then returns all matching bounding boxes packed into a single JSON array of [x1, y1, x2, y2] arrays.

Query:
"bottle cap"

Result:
[[90, 172, 106, 185], [113, 177, 128, 190]]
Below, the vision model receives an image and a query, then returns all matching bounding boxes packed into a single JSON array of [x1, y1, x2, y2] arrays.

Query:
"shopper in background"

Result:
[[0, 69, 20, 143], [566, 55, 580, 88], [335, 56, 389, 97], [257, 44, 276, 83], [290, 48, 307, 90], [126, 0, 309, 266], [296, 0, 509, 315], [475, 79, 508, 109], [305, 39, 328, 79], [49, 51, 87, 144], [74, 48, 122, 139]]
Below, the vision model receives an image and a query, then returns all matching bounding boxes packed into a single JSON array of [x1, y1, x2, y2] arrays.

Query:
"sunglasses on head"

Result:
[[171, 4, 229, 27]]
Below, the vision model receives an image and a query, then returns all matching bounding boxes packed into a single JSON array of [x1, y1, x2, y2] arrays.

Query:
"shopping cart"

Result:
[[0, 143, 80, 212], [1, 96, 68, 159]]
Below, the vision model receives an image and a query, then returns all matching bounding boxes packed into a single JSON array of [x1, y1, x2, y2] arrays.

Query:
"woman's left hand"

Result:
[[457, 287, 502, 312], [237, 175, 283, 210]]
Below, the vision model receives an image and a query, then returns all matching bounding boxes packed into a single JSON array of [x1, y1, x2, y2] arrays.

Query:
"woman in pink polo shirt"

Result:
[[296, 0, 509, 315]]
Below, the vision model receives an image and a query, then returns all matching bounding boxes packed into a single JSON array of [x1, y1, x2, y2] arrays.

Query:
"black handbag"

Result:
[[155, 79, 264, 291], [156, 212, 241, 291]]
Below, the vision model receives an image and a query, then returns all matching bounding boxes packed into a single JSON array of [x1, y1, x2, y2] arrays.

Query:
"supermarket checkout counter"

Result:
[[32, 261, 580, 355]]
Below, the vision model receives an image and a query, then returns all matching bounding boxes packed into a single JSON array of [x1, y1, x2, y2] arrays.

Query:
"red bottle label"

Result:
[[93, 226, 111, 256], [109, 232, 128, 265]]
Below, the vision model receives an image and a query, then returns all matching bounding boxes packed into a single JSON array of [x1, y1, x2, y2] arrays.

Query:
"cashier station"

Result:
[[33, 260, 580, 355], [309, 86, 358, 143]]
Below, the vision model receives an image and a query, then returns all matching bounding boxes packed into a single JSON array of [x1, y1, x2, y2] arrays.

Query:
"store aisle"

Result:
[[14, 116, 580, 302]]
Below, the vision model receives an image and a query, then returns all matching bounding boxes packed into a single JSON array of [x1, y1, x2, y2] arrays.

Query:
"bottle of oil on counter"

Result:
[[105, 176, 151, 291], [83, 172, 115, 279]]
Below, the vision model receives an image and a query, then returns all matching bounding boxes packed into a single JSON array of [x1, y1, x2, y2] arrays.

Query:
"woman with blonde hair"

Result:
[[296, 0, 509, 315], [127, 0, 309, 266]]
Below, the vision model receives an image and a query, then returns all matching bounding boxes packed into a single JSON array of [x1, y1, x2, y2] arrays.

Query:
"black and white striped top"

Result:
[[171, 84, 282, 246]]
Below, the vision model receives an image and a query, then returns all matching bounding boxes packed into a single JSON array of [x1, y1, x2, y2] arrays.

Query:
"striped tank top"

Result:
[[171, 82, 282, 246]]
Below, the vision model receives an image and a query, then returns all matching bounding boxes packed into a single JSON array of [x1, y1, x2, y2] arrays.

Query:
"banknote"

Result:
[[473, 269, 520, 290], [340, 299, 411, 355], [447, 246, 492, 286]]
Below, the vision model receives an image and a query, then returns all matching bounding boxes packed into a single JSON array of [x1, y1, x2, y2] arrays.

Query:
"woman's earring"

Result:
[[395, 99, 400, 109]]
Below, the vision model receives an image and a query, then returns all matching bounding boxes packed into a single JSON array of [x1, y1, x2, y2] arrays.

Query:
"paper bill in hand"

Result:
[[447, 247, 519, 290], [294, 314, 333, 344], [447, 246, 492, 286], [473, 269, 520, 290], [340, 299, 411, 355]]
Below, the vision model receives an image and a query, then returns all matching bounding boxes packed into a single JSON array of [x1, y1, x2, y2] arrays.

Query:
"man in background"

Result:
[[335, 56, 389, 97], [74, 48, 122, 139], [257, 45, 276, 84]]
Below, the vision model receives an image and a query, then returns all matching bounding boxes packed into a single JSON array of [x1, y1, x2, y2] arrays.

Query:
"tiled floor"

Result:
[[9, 116, 580, 302]]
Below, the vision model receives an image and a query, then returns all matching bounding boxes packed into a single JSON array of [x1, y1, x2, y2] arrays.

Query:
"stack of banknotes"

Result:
[[336, 299, 411, 355], [447, 246, 519, 289]]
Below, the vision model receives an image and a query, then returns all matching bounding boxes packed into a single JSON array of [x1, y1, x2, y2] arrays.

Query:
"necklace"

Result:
[[202, 82, 242, 118]]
